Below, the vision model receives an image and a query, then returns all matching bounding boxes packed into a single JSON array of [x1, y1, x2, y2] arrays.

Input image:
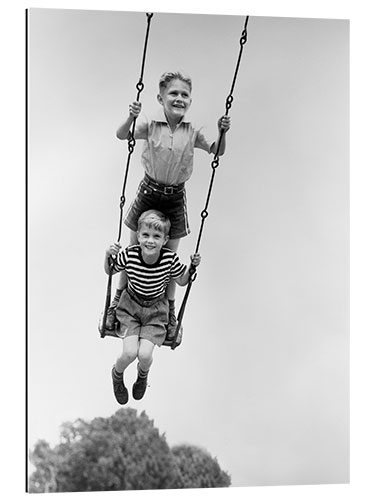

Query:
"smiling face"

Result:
[[137, 223, 169, 263], [157, 79, 192, 126]]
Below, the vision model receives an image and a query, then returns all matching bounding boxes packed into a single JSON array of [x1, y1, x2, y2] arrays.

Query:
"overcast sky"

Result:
[[25, 7, 351, 489]]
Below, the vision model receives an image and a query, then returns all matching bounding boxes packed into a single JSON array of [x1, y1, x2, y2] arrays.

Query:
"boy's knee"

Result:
[[138, 346, 153, 366], [121, 345, 138, 364]]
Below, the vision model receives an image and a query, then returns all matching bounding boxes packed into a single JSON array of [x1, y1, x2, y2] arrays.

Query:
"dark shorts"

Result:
[[124, 174, 190, 239], [115, 289, 169, 347]]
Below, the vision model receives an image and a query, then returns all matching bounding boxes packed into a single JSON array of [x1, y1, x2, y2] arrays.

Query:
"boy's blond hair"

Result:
[[159, 71, 192, 93], [137, 210, 171, 236]]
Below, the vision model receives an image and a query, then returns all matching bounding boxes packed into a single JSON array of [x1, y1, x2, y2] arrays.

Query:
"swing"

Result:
[[98, 13, 249, 349]]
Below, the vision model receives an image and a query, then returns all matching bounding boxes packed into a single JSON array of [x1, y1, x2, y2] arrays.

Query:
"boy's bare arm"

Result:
[[175, 253, 201, 286], [116, 101, 142, 140]]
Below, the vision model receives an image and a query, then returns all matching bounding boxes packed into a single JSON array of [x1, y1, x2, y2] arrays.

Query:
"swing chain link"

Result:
[[225, 95, 234, 112], [136, 81, 144, 93], [127, 135, 136, 152], [240, 26, 248, 46], [189, 266, 198, 283], [211, 157, 220, 169]]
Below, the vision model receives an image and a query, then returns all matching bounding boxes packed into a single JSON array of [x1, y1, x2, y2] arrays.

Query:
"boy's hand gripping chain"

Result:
[[170, 15, 249, 350]]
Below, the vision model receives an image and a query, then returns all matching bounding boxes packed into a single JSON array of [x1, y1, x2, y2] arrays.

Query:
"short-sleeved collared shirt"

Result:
[[134, 109, 213, 185]]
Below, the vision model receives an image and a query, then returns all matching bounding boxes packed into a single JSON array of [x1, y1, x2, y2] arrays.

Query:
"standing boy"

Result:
[[109, 71, 230, 337]]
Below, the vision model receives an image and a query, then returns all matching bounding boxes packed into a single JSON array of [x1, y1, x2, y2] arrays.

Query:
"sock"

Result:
[[137, 365, 149, 379], [112, 366, 124, 381]]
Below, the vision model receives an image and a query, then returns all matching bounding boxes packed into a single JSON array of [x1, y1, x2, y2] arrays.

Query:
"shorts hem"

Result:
[[169, 229, 190, 239], [140, 331, 166, 347]]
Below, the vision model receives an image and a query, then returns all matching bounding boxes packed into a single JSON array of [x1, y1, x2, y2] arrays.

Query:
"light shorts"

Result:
[[124, 174, 190, 240], [115, 289, 169, 347]]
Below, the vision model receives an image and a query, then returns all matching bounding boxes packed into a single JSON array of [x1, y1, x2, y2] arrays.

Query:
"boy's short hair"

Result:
[[159, 71, 192, 93], [137, 210, 171, 236]]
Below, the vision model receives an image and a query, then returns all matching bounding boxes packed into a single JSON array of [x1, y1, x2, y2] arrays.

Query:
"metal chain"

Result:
[[195, 15, 248, 255], [171, 15, 249, 349], [116, 12, 153, 243], [102, 13, 153, 336]]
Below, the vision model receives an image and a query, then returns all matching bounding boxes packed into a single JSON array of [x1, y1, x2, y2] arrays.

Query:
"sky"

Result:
[[2, 1, 375, 500], [25, 7, 351, 489]]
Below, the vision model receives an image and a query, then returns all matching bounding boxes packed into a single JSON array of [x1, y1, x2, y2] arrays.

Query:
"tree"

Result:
[[29, 408, 178, 492], [28, 440, 59, 493], [29, 408, 231, 492], [172, 444, 231, 488]]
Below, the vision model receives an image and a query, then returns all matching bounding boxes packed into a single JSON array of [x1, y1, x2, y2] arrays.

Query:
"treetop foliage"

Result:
[[29, 408, 231, 492]]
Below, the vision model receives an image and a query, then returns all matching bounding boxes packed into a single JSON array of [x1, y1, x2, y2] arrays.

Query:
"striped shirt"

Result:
[[113, 245, 186, 299]]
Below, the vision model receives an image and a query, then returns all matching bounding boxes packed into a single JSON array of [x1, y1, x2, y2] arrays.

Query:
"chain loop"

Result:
[[225, 95, 234, 112], [240, 29, 248, 46], [211, 158, 220, 169], [136, 81, 144, 92], [190, 271, 198, 282]]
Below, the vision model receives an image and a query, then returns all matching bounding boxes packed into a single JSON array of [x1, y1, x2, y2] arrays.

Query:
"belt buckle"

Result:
[[164, 186, 174, 195]]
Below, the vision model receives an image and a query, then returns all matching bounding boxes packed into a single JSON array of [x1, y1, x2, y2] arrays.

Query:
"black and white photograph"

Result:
[[26, 5, 350, 493], [2, 1, 375, 500]]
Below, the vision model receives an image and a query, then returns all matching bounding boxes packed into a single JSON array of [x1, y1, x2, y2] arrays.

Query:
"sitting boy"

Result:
[[104, 209, 201, 404]]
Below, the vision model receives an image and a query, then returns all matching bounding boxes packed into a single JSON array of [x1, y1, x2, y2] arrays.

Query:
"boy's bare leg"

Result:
[[112, 335, 139, 405], [133, 339, 155, 400], [115, 335, 139, 373], [137, 338, 155, 373]]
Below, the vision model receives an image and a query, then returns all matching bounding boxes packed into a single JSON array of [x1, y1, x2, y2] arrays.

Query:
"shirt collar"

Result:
[[153, 107, 191, 124]]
